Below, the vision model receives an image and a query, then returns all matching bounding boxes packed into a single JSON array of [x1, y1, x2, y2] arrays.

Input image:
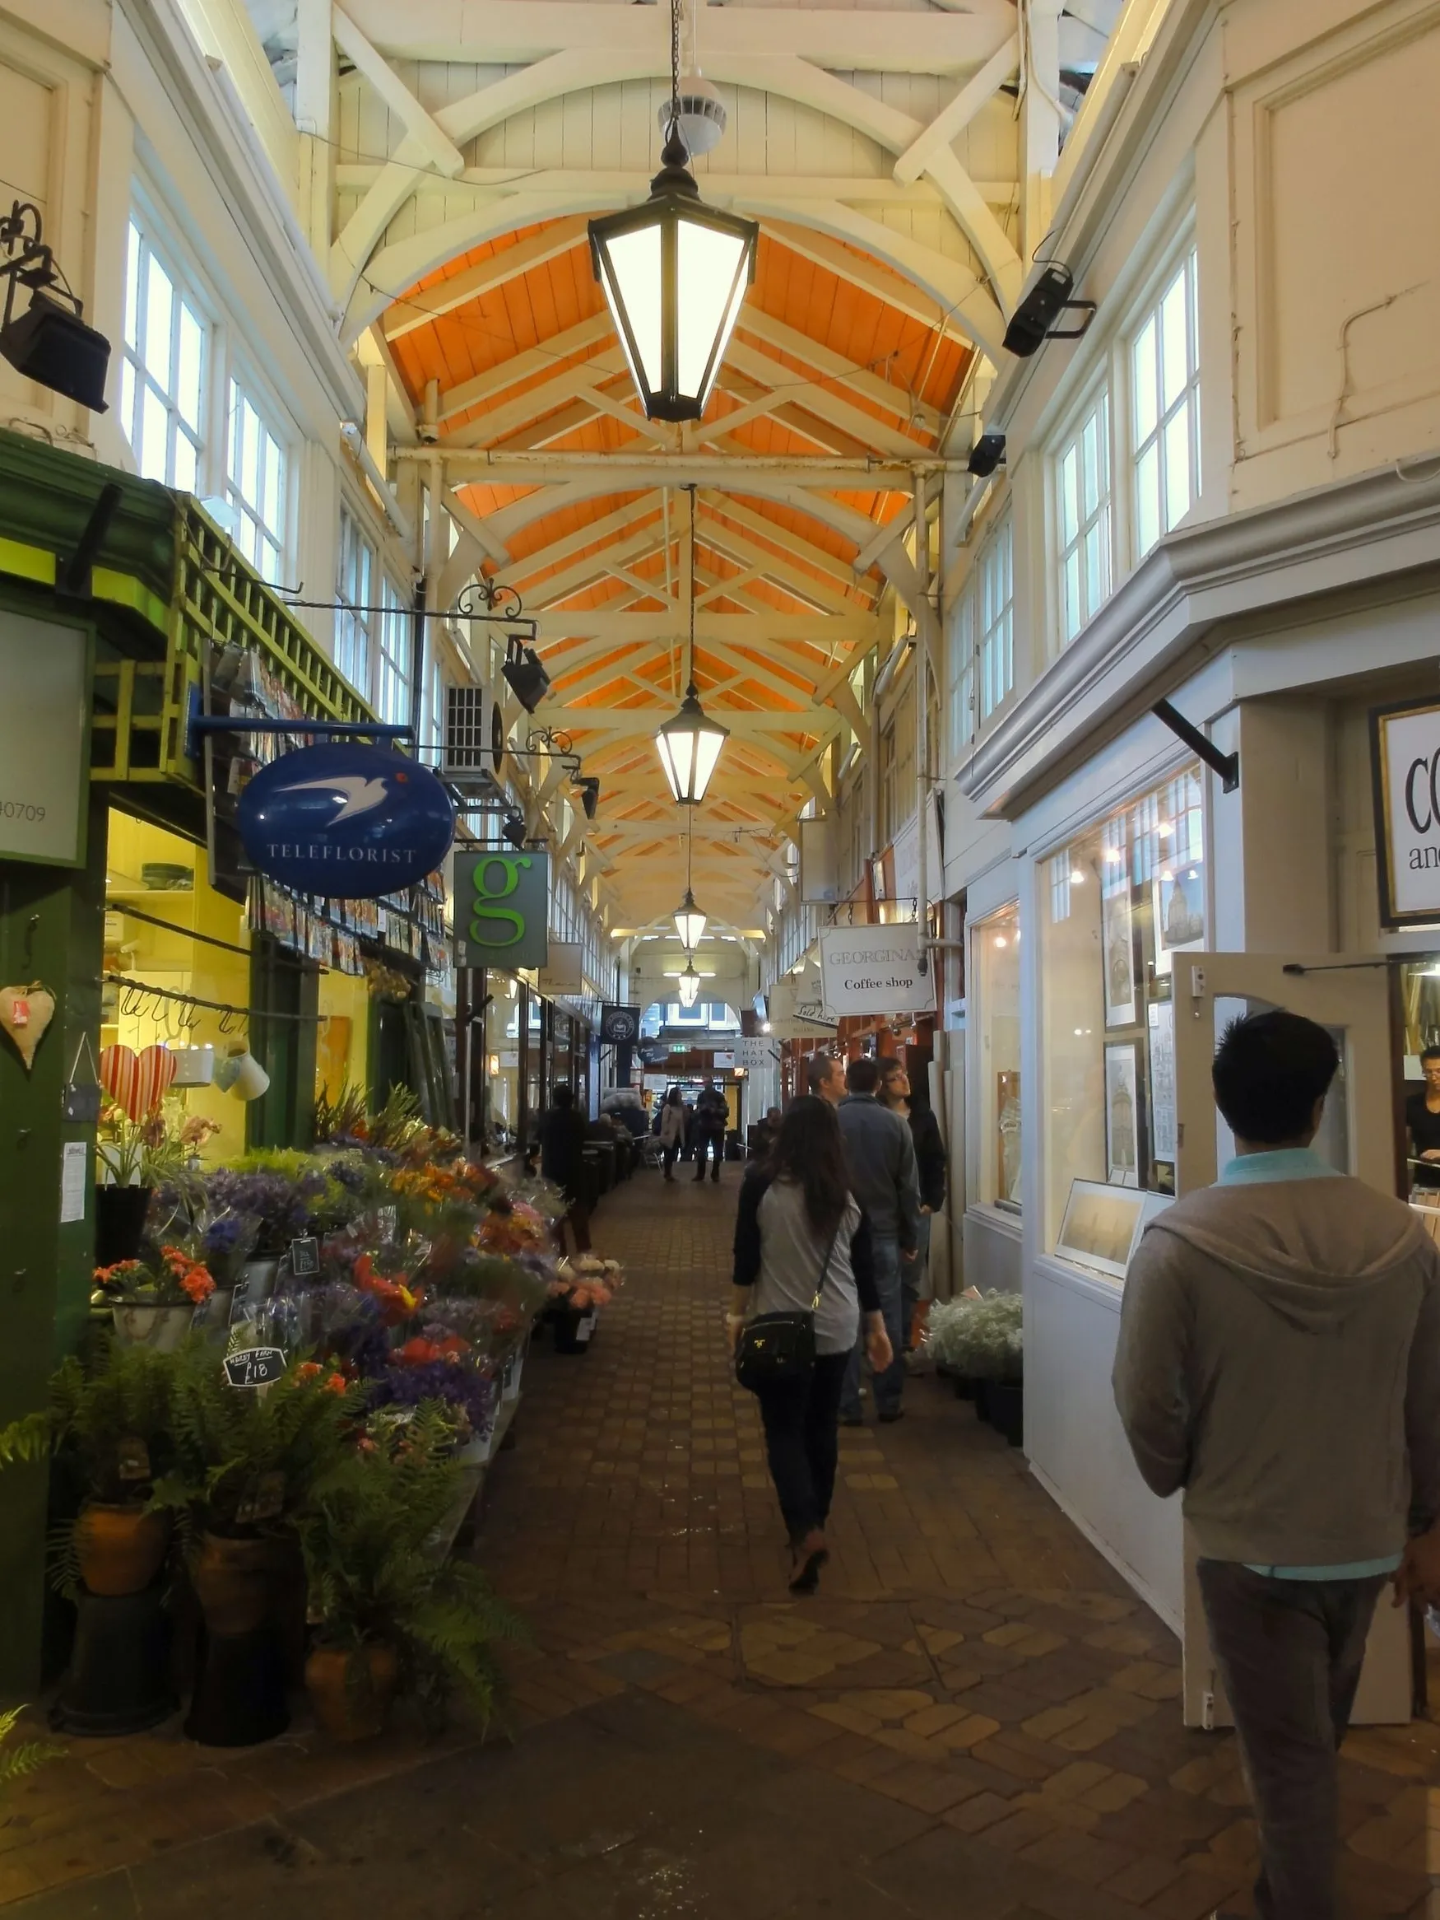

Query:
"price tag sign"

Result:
[[223, 1346, 287, 1388], [289, 1236, 320, 1277]]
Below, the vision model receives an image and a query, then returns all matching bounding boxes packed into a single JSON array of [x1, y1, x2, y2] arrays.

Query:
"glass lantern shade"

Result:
[[677, 960, 702, 1009], [590, 174, 758, 423], [673, 889, 707, 950], [655, 688, 729, 804]]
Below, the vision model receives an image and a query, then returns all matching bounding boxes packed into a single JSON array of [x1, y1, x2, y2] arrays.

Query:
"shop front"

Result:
[[0, 432, 454, 1691]]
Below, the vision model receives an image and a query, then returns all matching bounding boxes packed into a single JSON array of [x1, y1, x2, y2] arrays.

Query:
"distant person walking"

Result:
[[879, 1058, 946, 1355], [1114, 1011, 1440, 1920], [836, 1056, 920, 1425], [692, 1080, 729, 1184], [658, 1087, 687, 1182], [729, 1096, 892, 1592], [751, 1104, 783, 1161], [538, 1083, 592, 1254]]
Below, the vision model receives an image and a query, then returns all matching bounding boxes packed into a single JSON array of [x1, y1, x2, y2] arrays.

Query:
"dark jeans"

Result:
[[1197, 1559, 1386, 1920], [840, 1233, 905, 1418], [756, 1350, 850, 1544], [692, 1132, 724, 1178], [662, 1146, 679, 1177], [559, 1200, 592, 1254]]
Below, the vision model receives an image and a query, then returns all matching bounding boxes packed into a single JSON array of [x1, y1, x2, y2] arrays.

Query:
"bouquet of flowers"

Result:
[[549, 1255, 623, 1313], [94, 1243, 216, 1307], [476, 1197, 551, 1258]]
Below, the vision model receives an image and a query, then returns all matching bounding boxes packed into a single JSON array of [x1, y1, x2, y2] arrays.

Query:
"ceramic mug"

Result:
[[217, 1048, 270, 1101]]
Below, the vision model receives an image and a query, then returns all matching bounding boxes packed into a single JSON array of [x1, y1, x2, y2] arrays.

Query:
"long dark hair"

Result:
[[771, 1095, 849, 1239]]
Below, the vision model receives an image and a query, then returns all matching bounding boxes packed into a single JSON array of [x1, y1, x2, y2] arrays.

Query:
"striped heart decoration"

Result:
[[134, 1044, 178, 1118], [99, 1043, 139, 1118]]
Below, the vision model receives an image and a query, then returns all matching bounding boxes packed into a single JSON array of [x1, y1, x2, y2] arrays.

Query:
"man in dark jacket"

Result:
[[879, 1058, 945, 1354], [836, 1056, 920, 1423], [538, 1083, 592, 1253], [1115, 1012, 1440, 1920], [692, 1080, 729, 1184]]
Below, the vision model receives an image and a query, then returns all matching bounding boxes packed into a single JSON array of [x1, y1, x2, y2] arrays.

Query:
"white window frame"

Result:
[[977, 514, 1014, 723], [120, 208, 209, 492], [1054, 385, 1113, 647], [948, 588, 975, 755], [225, 371, 289, 586], [1129, 246, 1200, 562], [335, 502, 376, 698], [376, 574, 413, 727]]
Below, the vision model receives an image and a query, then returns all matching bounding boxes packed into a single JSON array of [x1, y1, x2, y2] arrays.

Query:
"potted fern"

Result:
[[297, 1406, 525, 1740], [0, 1341, 177, 1596]]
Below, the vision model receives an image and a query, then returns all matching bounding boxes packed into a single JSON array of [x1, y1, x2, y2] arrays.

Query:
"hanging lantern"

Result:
[[655, 487, 728, 803], [589, 0, 756, 422], [673, 887, 707, 950], [677, 959, 702, 1009]]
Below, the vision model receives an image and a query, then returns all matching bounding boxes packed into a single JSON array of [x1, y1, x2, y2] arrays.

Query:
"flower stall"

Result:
[[0, 1084, 623, 1748]]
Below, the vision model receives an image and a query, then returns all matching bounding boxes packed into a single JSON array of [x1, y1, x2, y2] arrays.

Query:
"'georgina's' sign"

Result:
[[236, 743, 455, 898]]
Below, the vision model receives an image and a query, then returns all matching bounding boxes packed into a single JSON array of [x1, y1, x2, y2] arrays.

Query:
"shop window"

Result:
[[121, 215, 206, 491], [975, 904, 1021, 1212], [376, 575, 412, 726], [978, 516, 1014, 721], [879, 719, 897, 844], [226, 377, 287, 584], [1132, 249, 1200, 560], [1041, 764, 1203, 1259], [1055, 389, 1111, 646], [335, 504, 375, 695]]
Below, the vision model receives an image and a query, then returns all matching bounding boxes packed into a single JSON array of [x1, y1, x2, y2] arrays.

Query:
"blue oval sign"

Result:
[[237, 743, 454, 898]]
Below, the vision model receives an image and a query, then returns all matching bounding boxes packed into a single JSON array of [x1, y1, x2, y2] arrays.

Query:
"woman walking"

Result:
[[658, 1086, 687, 1182], [727, 1097, 892, 1592]]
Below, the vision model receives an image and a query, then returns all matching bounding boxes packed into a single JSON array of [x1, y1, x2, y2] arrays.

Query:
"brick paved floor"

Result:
[[2, 1170, 1436, 1918]]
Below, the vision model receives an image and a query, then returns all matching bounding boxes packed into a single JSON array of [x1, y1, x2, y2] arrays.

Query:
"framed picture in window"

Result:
[[1104, 1042, 1140, 1187], [1102, 882, 1136, 1027]]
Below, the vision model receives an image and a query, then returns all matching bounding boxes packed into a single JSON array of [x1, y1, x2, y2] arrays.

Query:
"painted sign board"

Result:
[[819, 923, 935, 1018], [537, 942, 584, 994], [453, 850, 550, 969], [0, 609, 89, 866], [237, 743, 454, 898], [1371, 700, 1440, 928]]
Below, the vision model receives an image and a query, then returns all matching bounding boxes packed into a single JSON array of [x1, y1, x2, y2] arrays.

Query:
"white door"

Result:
[[1173, 953, 1411, 1728]]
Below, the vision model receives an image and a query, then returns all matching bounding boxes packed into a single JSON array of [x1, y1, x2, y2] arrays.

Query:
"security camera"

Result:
[[1002, 262, 1096, 358], [967, 432, 1006, 478]]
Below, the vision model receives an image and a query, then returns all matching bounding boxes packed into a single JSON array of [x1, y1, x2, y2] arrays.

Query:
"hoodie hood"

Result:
[[1148, 1179, 1426, 1334]]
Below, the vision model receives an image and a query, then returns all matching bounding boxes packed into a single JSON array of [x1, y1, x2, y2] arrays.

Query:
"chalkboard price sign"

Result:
[[289, 1236, 320, 1276], [223, 1347, 287, 1388]]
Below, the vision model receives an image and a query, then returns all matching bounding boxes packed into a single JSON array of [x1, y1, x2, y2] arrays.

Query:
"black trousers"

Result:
[[692, 1131, 724, 1176], [1197, 1559, 1386, 1920], [755, 1351, 850, 1544]]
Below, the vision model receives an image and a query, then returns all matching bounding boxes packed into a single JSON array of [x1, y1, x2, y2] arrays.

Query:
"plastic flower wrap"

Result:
[[419, 1295, 526, 1362], [508, 1172, 568, 1227], [205, 1164, 328, 1256], [476, 1196, 551, 1258], [196, 1209, 261, 1286], [549, 1255, 623, 1313], [304, 1281, 392, 1378], [367, 1356, 497, 1440]]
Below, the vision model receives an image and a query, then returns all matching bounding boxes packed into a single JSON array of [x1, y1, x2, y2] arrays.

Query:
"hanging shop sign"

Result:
[[0, 609, 90, 867], [1371, 699, 1440, 928], [601, 1005, 642, 1044], [537, 942, 584, 995], [453, 849, 550, 969], [799, 817, 838, 904], [819, 923, 935, 1018], [236, 743, 454, 899], [736, 1035, 776, 1071], [765, 977, 837, 1041]]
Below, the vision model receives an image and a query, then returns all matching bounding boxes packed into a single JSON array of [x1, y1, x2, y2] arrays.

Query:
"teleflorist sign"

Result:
[[453, 850, 550, 969], [1371, 700, 1440, 928], [236, 744, 454, 898]]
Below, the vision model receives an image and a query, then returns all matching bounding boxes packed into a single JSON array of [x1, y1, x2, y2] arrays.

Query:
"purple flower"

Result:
[[368, 1361, 496, 1434]]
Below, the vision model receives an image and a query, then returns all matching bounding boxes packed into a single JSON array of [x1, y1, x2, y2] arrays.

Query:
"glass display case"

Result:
[[1041, 764, 1203, 1260], [974, 903, 1022, 1211]]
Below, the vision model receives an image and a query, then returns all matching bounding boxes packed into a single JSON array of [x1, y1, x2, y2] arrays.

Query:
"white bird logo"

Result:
[[278, 775, 391, 822]]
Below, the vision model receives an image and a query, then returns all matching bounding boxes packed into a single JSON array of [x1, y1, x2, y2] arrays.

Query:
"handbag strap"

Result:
[[809, 1217, 844, 1312]]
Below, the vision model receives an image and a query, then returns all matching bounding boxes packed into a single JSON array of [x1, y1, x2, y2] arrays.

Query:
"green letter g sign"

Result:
[[468, 855, 531, 947]]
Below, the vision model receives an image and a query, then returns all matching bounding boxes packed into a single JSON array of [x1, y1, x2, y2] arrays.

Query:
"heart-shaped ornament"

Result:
[[0, 983, 56, 1073], [100, 1043, 140, 1117], [134, 1044, 178, 1117]]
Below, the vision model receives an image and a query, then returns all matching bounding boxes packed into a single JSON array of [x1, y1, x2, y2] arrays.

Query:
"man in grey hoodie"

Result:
[[836, 1055, 921, 1424], [1114, 1010, 1440, 1920]]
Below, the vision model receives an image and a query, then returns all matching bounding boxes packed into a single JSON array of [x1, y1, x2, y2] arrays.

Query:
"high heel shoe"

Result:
[[788, 1529, 829, 1595]]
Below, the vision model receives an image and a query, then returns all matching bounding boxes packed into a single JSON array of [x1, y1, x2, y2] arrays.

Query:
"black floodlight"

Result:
[[1002, 262, 1096, 358], [967, 431, 1006, 478], [0, 204, 110, 410]]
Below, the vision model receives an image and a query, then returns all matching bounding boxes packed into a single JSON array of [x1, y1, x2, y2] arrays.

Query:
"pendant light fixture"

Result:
[[655, 488, 728, 804], [673, 812, 708, 949], [677, 958, 702, 1009], [588, 0, 758, 422]]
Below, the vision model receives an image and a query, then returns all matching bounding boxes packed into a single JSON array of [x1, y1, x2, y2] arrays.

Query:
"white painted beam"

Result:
[[893, 35, 1019, 184], [331, 7, 465, 177]]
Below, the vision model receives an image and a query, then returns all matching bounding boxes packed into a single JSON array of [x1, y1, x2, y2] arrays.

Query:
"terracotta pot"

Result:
[[305, 1642, 400, 1741], [76, 1503, 168, 1597], [193, 1533, 291, 1637]]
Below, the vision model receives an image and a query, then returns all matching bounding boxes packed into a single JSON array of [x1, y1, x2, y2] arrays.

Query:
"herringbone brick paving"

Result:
[[0, 1169, 1433, 1918]]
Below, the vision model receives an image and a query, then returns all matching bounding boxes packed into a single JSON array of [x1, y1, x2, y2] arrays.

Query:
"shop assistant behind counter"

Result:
[[1407, 1045, 1440, 1189]]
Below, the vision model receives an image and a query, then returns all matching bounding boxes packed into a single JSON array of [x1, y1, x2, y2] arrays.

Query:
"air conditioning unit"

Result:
[[443, 685, 506, 791]]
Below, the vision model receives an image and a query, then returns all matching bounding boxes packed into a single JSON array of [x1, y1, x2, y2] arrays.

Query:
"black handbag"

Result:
[[734, 1222, 842, 1393]]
